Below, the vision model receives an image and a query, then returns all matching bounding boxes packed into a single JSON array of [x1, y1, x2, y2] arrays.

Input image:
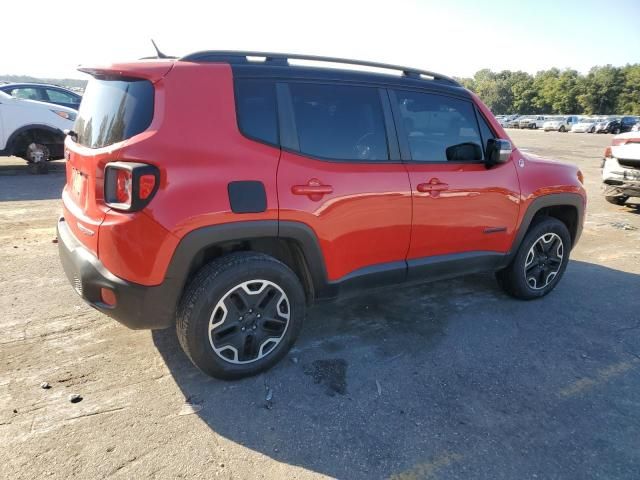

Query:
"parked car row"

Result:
[[496, 114, 639, 134]]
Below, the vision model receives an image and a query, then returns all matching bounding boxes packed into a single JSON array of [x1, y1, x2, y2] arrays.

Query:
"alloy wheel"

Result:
[[524, 233, 564, 290], [208, 280, 290, 364]]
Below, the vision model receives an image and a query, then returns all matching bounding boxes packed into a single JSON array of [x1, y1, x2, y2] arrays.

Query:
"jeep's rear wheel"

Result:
[[176, 252, 305, 379], [496, 218, 571, 300], [559, 125, 566, 132]]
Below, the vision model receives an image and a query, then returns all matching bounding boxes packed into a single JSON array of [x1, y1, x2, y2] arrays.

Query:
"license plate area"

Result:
[[71, 168, 87, 202]]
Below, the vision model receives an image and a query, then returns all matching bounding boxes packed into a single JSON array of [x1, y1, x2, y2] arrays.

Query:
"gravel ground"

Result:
[[1, 129, 639, 479]]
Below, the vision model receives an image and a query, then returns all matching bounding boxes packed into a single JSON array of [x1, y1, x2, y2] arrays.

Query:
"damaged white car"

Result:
[[0, 90, 75, 173], [602, 132, 640, 205]]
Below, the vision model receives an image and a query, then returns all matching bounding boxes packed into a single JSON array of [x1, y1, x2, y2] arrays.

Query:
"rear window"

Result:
[[74, 78, 154, 149]]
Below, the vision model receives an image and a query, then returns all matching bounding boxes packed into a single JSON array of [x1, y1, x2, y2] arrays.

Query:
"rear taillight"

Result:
[[606, 137, 640, 158], [612, 137, 640, 146], [104, 162, 159, 211]]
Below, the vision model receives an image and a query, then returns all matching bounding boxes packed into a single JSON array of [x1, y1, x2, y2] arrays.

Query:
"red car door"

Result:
[[277, 82, 412, 286], [389, 89, 520, 276]]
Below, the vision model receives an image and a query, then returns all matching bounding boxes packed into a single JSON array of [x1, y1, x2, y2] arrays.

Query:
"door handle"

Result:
[[416, 178, 449, 194], [292, 179, 333, 198]]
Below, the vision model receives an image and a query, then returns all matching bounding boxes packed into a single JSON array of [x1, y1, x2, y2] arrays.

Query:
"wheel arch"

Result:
[[504, 193, 585, 265], [5, 124, 66, 159], [166, 221, 329, 307]]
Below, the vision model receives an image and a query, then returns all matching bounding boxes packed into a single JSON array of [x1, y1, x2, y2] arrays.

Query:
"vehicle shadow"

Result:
[[0, 160, 65, 201], [152, 261, 640, 479]]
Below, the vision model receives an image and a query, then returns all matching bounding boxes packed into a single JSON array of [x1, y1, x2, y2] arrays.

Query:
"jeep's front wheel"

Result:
[[176, 252, 305, 379], [496, 218, 571, 300]]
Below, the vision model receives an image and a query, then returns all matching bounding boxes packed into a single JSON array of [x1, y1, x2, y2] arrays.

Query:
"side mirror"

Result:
[[485, 139, 512, 168]]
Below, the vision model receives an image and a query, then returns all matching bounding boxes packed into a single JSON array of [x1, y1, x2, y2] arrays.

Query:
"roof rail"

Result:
[[179, 50, 462, 87]]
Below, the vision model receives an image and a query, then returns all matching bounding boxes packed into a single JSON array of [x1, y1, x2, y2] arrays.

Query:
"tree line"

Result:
[[457, 64, 640, 116]]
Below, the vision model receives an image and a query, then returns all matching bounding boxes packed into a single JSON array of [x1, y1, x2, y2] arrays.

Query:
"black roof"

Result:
[[180, 50, 469, 98]]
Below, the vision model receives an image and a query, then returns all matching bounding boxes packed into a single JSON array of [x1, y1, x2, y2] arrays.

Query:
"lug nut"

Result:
[[239, 316, 243, 321], [253, 325, 257, 330], [241, 327, 245, 331], [257, 314, 261, 318]]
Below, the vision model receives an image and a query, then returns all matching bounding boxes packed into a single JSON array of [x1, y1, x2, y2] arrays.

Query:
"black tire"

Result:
[[605, 195, 628, 206], [176, 252, 305, 380], [559, 125, 566, 132], [613, 128, 620, 135], [496, 218, 571, 300]]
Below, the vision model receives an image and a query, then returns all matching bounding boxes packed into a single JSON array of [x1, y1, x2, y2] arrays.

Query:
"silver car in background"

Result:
[[571, 117, 598, 133]]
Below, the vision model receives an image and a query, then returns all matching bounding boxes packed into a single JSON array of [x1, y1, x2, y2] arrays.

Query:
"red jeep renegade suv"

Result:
[[58, 51, 586, 379]]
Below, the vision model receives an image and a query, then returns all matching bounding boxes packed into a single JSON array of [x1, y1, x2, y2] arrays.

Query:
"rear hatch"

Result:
[[62, 62, 171, 254]]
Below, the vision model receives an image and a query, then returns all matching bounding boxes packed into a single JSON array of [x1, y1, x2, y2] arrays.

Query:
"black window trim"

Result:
[[233, 78, 281, 150], [389, 88, 487, 165], [473, 105, 497, 156], [276, 80, 400, 164]]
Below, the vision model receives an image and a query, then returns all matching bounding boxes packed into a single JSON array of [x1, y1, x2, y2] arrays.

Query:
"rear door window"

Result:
[[287, 83, 389, 161], [74, 78, 154, 149], [393, 90, 483, 162]]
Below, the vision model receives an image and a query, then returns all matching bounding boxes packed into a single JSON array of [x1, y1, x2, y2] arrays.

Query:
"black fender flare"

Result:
[[157, 220, 330, 308], [502, 192, 585, 266], [4, 124, 66, 156]]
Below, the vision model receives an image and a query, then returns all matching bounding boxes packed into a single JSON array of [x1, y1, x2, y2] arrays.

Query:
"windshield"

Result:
[[74, 78, 154, 149]]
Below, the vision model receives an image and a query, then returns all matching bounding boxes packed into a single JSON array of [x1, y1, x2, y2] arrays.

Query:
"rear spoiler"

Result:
[[78, 61, 174, 83]]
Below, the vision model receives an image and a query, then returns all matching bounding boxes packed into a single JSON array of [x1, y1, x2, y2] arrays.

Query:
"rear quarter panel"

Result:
[[96, 62, 281, 285]]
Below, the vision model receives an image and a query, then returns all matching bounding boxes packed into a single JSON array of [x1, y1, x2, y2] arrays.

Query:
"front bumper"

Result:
[[603, 180, 640, 197], [602, 157, 640, 198], [57, 217, 176, 329]]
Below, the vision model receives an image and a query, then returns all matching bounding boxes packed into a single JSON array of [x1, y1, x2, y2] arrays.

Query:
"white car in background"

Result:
[[0, 90, 75, 173], [499, 114, 519, 128], [518, 115, 546, 129], [571, 118, 598, 133], [543, 115, 580, 132]]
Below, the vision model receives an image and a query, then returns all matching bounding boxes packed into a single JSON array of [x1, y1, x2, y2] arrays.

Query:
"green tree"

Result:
[[510, 71, 535, 114], [577, 65, 623, 114], [456, 64, 637, 115], [616, 64, 640, 115]]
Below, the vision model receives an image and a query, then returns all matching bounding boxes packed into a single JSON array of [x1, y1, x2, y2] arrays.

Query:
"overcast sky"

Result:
[[2, 0, 639, 79]]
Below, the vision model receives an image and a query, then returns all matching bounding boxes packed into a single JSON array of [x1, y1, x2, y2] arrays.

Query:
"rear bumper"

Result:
[[57, 217, 176, 329]]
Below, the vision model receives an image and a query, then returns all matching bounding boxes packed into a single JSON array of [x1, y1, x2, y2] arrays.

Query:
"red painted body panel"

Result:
[[515, 153, 587, 229], [404, 161, 521, 258], [277, 152, 412, 281], [63, 63, 280, 285]]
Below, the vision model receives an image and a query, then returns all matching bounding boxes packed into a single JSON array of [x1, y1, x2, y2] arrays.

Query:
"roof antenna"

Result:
[[151, 39, 169, 59]]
